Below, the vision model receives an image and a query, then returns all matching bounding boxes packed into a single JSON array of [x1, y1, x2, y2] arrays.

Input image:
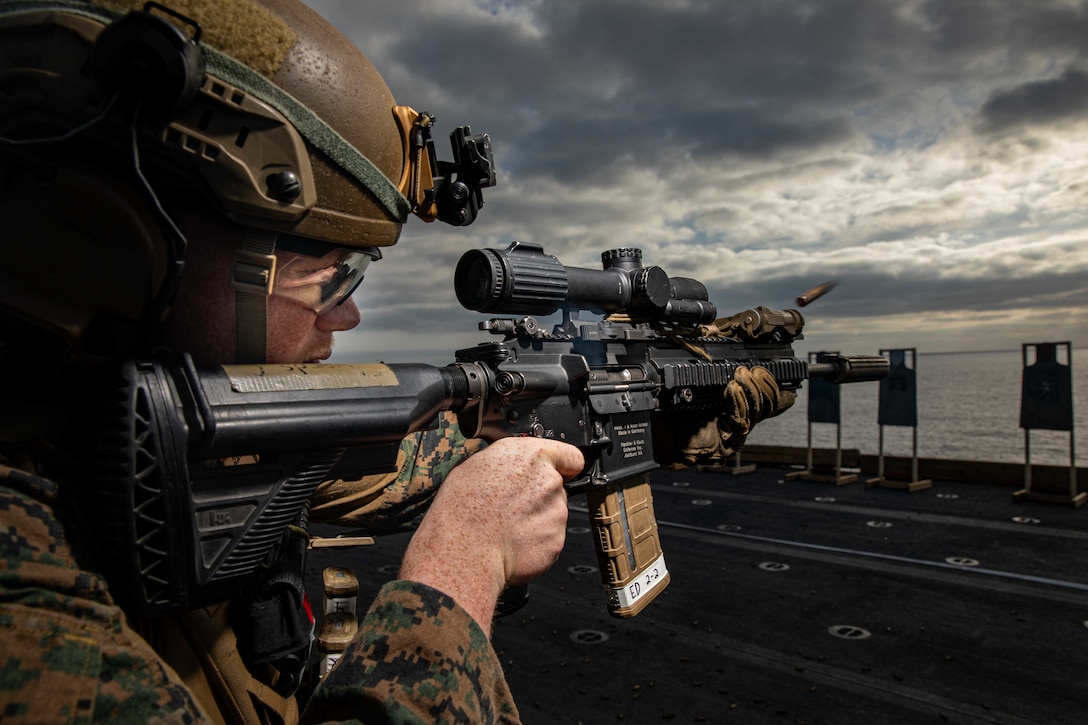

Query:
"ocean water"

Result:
[[745, 348, 1087, 467]]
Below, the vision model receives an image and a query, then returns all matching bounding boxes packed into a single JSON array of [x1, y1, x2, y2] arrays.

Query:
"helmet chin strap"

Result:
[[232, 228, 278, 364]]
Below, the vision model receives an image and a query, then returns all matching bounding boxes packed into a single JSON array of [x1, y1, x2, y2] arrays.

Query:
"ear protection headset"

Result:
[[91, 2, 206, 115], [0, 3, 206, 360]]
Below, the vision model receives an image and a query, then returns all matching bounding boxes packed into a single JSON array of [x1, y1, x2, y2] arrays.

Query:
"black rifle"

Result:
[[96, 242, 886, 618]]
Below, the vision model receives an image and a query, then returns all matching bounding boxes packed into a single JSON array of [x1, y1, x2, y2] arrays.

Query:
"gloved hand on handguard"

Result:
[[670, 365, 795, 466]]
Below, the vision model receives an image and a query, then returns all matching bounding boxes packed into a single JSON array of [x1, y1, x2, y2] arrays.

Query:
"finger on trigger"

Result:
[[540, 439, 586, 479]]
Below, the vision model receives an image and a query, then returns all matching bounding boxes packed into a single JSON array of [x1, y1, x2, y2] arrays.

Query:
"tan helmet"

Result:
[[0, 0, 494, 360]]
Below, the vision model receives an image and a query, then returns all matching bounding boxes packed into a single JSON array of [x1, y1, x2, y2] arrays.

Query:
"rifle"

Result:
[[96, 242, 886, 619]]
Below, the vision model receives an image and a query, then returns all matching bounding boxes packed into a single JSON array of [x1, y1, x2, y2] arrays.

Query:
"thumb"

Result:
[[536, 439, 586, 480]]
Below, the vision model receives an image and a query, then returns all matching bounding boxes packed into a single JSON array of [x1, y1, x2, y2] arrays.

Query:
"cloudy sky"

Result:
[[301, 0, 1088, 365]]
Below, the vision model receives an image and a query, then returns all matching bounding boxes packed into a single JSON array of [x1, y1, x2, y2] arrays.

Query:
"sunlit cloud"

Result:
[[303, 0, 1088, 362]]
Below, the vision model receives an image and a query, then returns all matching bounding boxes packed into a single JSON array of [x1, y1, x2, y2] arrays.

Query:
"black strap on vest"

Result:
[[232, 517, 315, 697]]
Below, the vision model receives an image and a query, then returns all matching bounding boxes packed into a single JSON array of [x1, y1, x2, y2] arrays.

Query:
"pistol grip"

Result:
[[585, 473, 670, 617]]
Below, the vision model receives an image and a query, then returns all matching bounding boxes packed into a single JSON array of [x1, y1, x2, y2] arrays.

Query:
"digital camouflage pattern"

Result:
[[0, 465, 210, 724], [1, 418, 516, 724], [309, 412, 485, 533], [303, 581, 518, 724]]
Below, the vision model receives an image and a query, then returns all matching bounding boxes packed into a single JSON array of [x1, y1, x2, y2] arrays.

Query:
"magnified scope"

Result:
[[453, 241, 717, 323]]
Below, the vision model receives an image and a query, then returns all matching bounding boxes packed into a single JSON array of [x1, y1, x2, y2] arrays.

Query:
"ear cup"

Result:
[[0, 162, 171, 356], [90, 4, 205, 113]]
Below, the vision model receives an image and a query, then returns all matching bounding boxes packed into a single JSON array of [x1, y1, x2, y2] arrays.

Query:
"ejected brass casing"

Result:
[[796, 280, 839, 307]]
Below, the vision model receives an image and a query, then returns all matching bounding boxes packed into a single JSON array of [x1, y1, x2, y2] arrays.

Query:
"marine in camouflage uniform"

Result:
[[0, 0, 529, 720], [0, 1, 785, 722], [0, 414, 518, 724], [0, 465, 212, 724]]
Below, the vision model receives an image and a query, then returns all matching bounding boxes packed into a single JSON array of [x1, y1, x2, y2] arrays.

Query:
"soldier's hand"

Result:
[[398, 437, 584, 633], [676, 365, 795, 465]]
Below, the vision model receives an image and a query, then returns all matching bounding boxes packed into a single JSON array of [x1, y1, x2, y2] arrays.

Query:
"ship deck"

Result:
[[307, 463, 1087, 724]]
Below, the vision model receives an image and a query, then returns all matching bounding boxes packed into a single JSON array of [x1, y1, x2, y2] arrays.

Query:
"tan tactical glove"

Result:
[[673, 365, 795, 465]]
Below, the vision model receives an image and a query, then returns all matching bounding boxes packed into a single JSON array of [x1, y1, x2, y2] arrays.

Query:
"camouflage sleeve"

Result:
[[301, 580, 519, 725], [309, 412, 486, 533], [0, 465, 212, 724]]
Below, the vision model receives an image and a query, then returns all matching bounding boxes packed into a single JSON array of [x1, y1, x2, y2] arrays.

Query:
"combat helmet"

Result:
[[0, 0, 494, 362]]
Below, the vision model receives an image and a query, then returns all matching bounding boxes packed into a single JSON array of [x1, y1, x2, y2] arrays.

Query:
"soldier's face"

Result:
[[267, 249, 362, 364], [159, 212, 362, 365]]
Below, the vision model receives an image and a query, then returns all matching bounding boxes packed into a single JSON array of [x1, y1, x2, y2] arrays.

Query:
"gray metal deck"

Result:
[[307, 464, 1088, 724]]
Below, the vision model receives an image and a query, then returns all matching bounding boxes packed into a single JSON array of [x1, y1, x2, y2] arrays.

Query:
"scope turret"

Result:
[[454, 241, 717, 324]]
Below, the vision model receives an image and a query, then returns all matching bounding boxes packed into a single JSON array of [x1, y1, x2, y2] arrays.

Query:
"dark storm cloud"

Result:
[[513, 110, 857, 184], [372, 0, 904, 177], [980, 70, 1088, 133], [923, 0, 1088, 57], [302, 0, 1088, 358], [355, 1, 1088, 163]]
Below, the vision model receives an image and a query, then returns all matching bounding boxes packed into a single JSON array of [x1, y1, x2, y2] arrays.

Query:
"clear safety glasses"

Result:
[[273, 245, 379, 315]]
